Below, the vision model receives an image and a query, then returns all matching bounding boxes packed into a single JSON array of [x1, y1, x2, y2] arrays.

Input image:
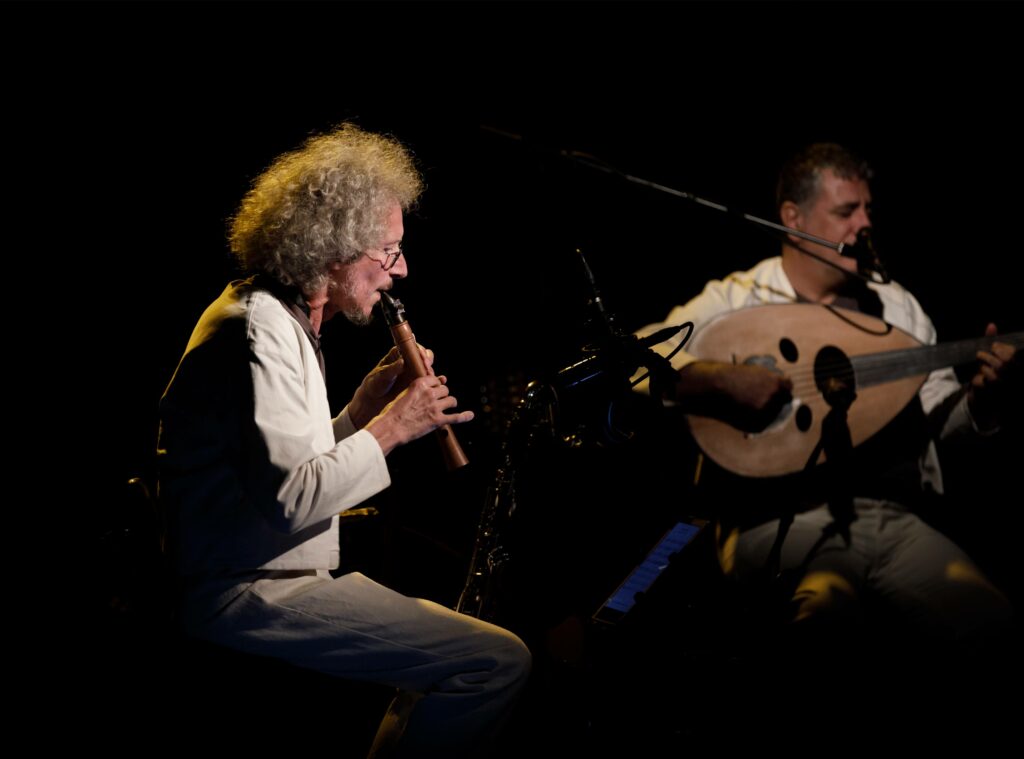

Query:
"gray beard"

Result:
[[334, 273, 376, 326], [344, 308, 375, 327]]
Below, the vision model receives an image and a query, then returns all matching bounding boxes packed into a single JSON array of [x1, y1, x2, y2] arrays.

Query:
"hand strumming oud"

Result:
[[683, 304, 1022, 477]]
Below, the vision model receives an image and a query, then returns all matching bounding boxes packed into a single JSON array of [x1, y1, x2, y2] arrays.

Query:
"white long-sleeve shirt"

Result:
[[159, 279, 390, 575], [635, 257, 982, 494]]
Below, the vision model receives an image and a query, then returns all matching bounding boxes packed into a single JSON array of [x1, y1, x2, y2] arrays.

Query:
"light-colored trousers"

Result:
[[728, 499, 1012, 641], [182, 570, 531, 757]]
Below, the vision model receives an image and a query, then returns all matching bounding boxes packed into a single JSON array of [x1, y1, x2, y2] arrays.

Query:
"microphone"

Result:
[[559, 249, 693, 392], [637, 324, 690, 350], [556, 323, 691, 391], [839, 228, 890, 284]]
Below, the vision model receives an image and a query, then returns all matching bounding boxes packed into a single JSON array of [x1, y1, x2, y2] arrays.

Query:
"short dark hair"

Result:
[[776, 143, 873, 211]]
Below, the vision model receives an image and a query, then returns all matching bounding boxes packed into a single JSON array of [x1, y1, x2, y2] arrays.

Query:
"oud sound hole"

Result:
[[795, 404, 813, 432], [779, 337, 799, 363], [814, 345, 856, 406]]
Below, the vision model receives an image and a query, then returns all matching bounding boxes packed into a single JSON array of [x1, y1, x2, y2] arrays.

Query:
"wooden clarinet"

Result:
[[380, 291, 469, 470]]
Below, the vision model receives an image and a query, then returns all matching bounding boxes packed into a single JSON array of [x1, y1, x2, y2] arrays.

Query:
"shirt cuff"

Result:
[[954, 393, 1000, 437], [333, 405, 359, 442]]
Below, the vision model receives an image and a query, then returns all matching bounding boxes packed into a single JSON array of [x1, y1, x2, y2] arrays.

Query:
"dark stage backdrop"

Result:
[[36, 2, 1019, 610], [18, 2, 1015, 751]]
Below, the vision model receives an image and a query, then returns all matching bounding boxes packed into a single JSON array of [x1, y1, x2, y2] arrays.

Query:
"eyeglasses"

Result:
[[364, 242, 403, 271]]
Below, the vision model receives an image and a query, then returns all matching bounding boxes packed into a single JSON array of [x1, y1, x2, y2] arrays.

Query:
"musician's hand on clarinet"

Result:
[[377, 293, 471, 468], [365, 374, 474, 456], [348, 344, 435, 428], [968, 323, 1019, 431]]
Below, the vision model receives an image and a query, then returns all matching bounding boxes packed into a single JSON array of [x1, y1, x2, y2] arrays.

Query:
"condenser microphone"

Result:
[[840, 228, 890, 284]]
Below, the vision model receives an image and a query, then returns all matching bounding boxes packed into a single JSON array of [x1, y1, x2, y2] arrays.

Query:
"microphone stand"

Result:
[[481, 125, 890, 285], [564, 151, 890, 285], [458, 247, 688, 623], [565, 151, 833, 243], [766, 359, 858, 583], [555, 249, 686, 445]]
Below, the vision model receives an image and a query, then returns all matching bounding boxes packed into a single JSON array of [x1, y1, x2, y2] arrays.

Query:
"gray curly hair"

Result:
[[229, 123, 423, 294]]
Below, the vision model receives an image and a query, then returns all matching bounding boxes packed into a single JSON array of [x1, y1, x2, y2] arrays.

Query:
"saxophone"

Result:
[[456, 381, 558, 621]]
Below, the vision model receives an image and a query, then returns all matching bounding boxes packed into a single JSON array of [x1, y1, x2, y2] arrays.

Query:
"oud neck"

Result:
[[854, 332, 1024, 388]]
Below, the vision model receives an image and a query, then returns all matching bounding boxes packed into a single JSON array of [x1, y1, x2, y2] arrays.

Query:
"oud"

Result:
[[686, 304, 1022, 477]]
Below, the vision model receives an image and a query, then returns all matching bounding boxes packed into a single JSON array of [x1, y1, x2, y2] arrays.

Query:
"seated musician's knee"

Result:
[[488, 627, 532, 692], [790, 570, 859, 624], [939, 559, 1013, 643]]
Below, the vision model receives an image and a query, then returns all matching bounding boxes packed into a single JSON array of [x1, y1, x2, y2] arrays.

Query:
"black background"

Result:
[[50, 2, 1017, 579], [22, 0, 1021, 749]]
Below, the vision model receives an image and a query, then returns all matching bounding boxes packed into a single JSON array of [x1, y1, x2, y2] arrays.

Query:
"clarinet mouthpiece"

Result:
[[379, 290, 406, 326]]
